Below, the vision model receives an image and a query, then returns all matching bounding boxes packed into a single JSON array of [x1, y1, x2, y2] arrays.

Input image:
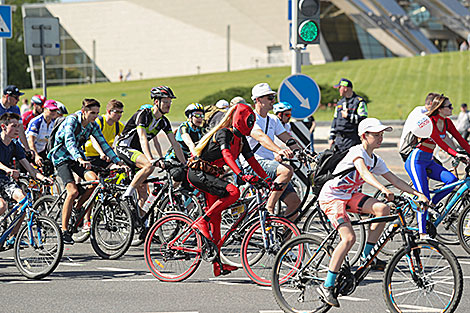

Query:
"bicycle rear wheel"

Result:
[[383, 239, 463, 313], [14, 215, 64, 279], [271, 234, 332, 313], [457, 204, 470, 254], [144, 213, 202, 282], [90, 200, 134, 259], [241, 216, 301, 286]]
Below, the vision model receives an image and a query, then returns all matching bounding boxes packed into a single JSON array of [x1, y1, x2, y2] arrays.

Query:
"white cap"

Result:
[[230, 96, 249, 107], [358, 118, 393, 136], [215, 99, 229, 109], [251, 83, 276, 101]]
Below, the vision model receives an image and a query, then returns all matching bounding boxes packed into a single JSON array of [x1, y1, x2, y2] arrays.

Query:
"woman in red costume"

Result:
[[405, 94, 470, 238], [187, 103, 270, 276]]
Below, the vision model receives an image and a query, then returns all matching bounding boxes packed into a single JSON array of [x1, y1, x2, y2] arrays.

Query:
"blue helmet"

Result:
[[185, 103, 204, 117], [273, 102, 293, 114]]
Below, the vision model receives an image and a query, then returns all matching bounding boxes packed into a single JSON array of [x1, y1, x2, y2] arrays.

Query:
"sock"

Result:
[[418, 211, 428, 234], [362, 242, 375, 259], [123, 185, 136, 198], [324, 270, 338, 288]]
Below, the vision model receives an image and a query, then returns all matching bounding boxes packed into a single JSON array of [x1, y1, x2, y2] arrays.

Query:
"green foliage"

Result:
[[198, 86, 253, 106]]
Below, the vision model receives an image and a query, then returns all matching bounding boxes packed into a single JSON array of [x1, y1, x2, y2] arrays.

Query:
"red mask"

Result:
[[233, 104, 255, 136]]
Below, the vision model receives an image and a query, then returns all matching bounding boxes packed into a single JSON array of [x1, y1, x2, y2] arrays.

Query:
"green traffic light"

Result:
[[299, 20, 319, 42]]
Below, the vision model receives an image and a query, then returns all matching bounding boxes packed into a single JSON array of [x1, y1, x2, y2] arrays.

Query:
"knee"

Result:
[[226, 184, 240, 201], [341, 232, 356, 247], [66, 186, 80, 199], [277, 164, 293, 179], [376, 203, 390, 216]]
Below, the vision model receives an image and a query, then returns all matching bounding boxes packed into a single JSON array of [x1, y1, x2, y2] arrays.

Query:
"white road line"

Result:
[[3, 280, 50, 284], [96, 267, 135, 272], [60, 262, 83, 267], [259, 311, 283, 313]]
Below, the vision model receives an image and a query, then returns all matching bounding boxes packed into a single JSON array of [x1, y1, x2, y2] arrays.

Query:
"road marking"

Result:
[[96, 267, 135, 272], [3, 280, 50, 284], [259, 311, 283, 313], [339, 296, 369, 302], [60, 262, 83, 267]]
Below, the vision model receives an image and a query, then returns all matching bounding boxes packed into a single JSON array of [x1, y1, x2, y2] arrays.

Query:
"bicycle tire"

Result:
[[302, 205, 365, 265], [241, 216, 301, 286], [90, 199, 134, 259], [144, 213, 202, 282], [271, 234, 332, 313], [33, 195, 62, 224], [457, 204, 470, 254], [156, 188, 203, 221], [383, 239, 463, 313], [14, 215, 64, 279]]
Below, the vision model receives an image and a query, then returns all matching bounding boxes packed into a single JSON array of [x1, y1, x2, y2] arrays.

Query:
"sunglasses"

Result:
[[283, 112, 292, 117], [192, 113, 204, 118], [265, 94, 276, 101], [443, 104, 453, 109], [110, 109, 124, 114]]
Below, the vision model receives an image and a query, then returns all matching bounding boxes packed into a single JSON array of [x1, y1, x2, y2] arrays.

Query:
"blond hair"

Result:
[[194, 105, 238, 157]]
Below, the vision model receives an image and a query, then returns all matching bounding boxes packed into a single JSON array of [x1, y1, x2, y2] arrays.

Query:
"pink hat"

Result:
[[44, 99, 58, 110]]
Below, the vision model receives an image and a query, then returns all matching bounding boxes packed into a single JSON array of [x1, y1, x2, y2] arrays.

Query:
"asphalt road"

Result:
[[2, 133, 470, 312]]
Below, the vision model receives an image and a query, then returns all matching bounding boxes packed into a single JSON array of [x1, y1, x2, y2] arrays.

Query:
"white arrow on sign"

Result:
[[0, 14, 9, 33], [284, 79, 310, 109]]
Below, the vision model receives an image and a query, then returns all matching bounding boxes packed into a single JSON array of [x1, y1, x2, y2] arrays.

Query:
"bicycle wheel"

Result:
[[144, 213, 202, 282], [272, 234, 332, 313], [33, 195, 62, 224], [14, 215, 64, 279], [157, 189, 203, 221], [457, 204, 470, 254], [302, 206, 365, 265], [90, 199, 134, 259], [383, 239, 463, 313], [241, 216, 301, 286], [432, 196, 462, 245]]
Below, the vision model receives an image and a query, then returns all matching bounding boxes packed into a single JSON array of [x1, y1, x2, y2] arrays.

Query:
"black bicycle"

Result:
[[271, 195, 463, 313]]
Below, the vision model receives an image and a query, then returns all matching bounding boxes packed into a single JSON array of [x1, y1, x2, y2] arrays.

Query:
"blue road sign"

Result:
[[278, 74, 321, 119], [0, 6, 12, 39]]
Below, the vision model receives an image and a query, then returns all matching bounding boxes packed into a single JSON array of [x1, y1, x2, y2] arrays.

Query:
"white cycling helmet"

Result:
[[273, 102, 293, 114]]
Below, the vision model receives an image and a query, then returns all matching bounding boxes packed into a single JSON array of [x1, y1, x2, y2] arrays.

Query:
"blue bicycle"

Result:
[[0, 178, 63, 279]]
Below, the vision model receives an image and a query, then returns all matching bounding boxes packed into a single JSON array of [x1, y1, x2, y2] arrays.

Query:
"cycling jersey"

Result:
[[166, 121, 203, 160], [116, 108, 172, 151], [26, 114, 55, 153]]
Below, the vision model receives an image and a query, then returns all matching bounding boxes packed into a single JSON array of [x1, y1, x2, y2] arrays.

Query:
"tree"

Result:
[[5, 0, 58, 88]]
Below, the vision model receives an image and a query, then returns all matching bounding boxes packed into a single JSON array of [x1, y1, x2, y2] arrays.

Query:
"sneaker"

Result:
[[63, 231, 75, 245], [213, 262, 238, 277], [82, 221, 91, 232], [361, 257, 386, 271], [317, 284, 339, 307], [5, 237, 29, 249]]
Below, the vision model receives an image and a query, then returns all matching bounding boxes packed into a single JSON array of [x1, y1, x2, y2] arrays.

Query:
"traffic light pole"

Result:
[[291, 0, 301, 74]]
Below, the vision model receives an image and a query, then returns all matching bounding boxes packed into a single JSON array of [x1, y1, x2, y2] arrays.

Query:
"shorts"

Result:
[[87, 156, 112, 169], [0, 177, 20, 201], [187, 168, 229, 198], [116, 146, 143, 170], [319, 192, 370, 229], [56, 160, 91, 187], [244, 158, 295, 201]]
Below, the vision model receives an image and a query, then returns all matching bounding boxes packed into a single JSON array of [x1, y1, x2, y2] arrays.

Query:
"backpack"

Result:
[[311, 146, 377, 196], [45, 113, 82, 156], [203, 105, 225, 130], [399, 119, 443, 162], [97, 115, 120, 135]]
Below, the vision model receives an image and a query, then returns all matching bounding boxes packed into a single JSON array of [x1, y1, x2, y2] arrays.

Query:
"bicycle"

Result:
[[144, 180, 301, 286], [0, 175, 63, 279], [271, 195, 463, 313], [34, 166, 134, 259]]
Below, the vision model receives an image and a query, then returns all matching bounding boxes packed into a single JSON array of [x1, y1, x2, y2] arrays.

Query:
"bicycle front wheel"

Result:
[[241, 216, 301, 286], [14, 215, 64, 279], [383, 239, 463, 313], [90, 200, 134, 259], [272, 234, 332, 313], [457, 204, 470, 254], [144, 214, 202, 282]]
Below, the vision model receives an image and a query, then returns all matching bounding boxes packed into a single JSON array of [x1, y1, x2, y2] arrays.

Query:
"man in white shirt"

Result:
[[456, 103, 470, 141], [245, 83, 301, 219]]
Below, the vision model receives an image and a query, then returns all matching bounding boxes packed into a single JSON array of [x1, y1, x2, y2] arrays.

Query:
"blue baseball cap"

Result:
[[334, 78, 353, 89], [3, 85, 24, 97]]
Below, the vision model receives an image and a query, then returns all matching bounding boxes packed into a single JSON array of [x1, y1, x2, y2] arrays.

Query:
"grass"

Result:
[[23, 51, 470, 122]]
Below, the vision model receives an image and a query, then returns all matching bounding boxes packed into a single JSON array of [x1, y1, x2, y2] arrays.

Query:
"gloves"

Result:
[[264, 177, 273, 188], [239, 174, 260, 184]]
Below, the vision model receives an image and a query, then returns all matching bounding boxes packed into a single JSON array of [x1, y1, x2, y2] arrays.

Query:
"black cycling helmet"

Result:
[[150, 85, 176, 100]]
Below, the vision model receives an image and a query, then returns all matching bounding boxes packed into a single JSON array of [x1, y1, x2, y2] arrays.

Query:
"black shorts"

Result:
[[56, 160, 91, 187], [0, 177, 20, 201], [87, 156, 112, 169], [115, 146, 142, 171], [187, 168, 229, 198]]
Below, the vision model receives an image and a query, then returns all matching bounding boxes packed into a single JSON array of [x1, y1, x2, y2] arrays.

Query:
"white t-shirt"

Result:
[[318, 145, 389, 201], [247, 112, 287, 160], [26, 114, 56, 153]]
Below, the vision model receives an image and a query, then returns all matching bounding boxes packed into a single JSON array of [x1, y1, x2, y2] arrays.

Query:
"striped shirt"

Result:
[[48, 111, 120, 166]]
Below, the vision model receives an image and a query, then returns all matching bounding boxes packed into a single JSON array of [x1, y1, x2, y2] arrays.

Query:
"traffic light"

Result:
[[296, 0, 320, 45]]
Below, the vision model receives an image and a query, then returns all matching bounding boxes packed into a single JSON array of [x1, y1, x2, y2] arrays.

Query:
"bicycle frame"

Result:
[[0, 193, 34, 247]]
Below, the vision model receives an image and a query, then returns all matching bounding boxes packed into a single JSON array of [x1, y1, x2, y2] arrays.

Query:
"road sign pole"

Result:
[[0, 1, 7, 91], [291, 0, 301, 74]]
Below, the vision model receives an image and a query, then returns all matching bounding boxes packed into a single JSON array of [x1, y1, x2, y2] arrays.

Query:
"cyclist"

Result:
[[116, 86, 186, 207], [56, 101, 68, 117], [317, 118, 428, 307], [273, 102, 293, 135], [48, 98, 124, 244], [246, 83, 301, 221], [0, 113, 52, 246], [165, 103, 204, 188], [85, 99, 125, 169], [405, 94, 470, 238], [26, 99, 59, 167], [22, 95, 46, 130], [188, 103, 271, 276]]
